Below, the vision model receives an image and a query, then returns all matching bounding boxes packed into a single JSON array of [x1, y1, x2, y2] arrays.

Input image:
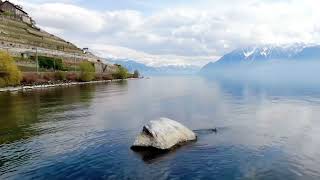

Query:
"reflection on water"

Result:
[[132, 141, 198, 163], [0, 77, 320, 179], [0, 85, 96, 144]]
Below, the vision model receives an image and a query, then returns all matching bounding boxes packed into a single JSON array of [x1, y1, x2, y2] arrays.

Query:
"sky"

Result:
[[9, 0, 320, 67]]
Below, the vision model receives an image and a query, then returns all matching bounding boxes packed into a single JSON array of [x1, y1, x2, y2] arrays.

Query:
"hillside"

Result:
[[0, 16, 83, 54], [0, 2, 120, 74]]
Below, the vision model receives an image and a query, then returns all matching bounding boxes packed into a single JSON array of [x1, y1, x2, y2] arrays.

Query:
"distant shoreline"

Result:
[[0, 78, 138, 93]]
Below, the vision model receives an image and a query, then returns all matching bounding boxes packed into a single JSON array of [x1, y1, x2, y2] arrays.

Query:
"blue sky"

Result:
[[10, 0, 320, 66]]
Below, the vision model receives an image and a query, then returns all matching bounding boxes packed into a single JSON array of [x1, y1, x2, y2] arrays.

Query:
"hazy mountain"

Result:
[[294, 45, 320, 60], [107, 59, 200, 75], [200, 43, 320, 73], [153, 65, 200, 75], [108, 60, 156, 73]]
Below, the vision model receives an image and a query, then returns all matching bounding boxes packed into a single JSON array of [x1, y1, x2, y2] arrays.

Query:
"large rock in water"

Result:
[[131, 118, 197, 150]]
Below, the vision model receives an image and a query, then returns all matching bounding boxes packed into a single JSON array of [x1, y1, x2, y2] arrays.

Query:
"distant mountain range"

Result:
[[107, 59, 200, 75], [201, 43, 320, 73]]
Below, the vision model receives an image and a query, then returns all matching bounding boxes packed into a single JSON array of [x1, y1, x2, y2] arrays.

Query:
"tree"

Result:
[[79, 61, 95, 81], [133, 70, 140, 78], [0, 51, 22, 87], [113, 65, 129, 79], [38, 56, 63, 70]]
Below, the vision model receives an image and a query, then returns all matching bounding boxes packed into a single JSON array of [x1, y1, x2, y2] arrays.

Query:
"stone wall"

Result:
[[94, 61, 118, 74], [0, 16, 117, 74], [0, 41, 93, 61], [1, 41, 117, 74]]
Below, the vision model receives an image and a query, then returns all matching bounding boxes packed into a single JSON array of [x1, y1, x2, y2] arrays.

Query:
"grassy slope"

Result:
[[0, 16, 83, 54]]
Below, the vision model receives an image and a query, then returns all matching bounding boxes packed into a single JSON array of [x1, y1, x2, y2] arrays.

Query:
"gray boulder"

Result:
[[131, 118, 197, 150]]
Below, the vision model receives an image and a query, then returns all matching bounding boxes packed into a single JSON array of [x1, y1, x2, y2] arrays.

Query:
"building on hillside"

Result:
[[0, 1, 34, 25], [82, 48, 89, 54], [0, 0, 3, 13]]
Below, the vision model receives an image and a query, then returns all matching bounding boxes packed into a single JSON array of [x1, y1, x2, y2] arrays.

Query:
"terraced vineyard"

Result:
[[0, 16, 83, 54], [0, 15, 118, 74]]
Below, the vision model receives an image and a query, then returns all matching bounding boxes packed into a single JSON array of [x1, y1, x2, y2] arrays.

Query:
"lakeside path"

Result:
[[0, 79, 137, 93]]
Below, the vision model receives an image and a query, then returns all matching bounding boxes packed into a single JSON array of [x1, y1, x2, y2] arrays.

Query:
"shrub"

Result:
[[0, 79, 6, 87], [42, 73, 55, 81], [95, 74, 103, 81], [133, 70, 140, 78], [94, 74, 113, 81], [112, 65, 129, 79], [79, 61, 95, 82], [0, 51, 22, 87], [38, 56, 64, 70], [102, 74, 113, 80], [22, 73, 40, 84], [66, 72, 79, 81], [64, 65, 79, 72], [55, 71, 67, 81]]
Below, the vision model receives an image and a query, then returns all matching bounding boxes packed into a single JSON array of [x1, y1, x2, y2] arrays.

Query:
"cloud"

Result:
[[30, 3, 105, 33], [8, 0, 320, 66], [89, 44, 216, 67]]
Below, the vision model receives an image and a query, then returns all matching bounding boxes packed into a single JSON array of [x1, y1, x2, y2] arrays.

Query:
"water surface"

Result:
[[1, 76, 320, 179]]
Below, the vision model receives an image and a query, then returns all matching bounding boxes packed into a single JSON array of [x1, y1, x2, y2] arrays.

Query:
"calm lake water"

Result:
[[1, 76, 320, 179]]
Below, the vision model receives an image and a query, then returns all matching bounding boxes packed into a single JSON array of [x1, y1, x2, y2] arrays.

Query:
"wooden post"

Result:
[[74, 53, 76, 72], [53, 58, 56, 72], [36, 48, 39, 74]]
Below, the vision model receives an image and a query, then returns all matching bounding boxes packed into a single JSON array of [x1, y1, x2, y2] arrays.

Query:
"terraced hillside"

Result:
[[0, 14, 121, 74], [0, 16, 83, 54]]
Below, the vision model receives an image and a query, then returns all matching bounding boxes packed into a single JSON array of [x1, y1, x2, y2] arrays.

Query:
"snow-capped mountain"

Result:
[[201, 43, 320, 73], [107, 59, 200, 75]]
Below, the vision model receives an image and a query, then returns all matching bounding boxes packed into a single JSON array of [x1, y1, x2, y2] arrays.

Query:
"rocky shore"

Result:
[[0, 79, 133, 92]]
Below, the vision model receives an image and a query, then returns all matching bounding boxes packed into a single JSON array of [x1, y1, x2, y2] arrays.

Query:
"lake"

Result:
[[1, 76, 320, 179]]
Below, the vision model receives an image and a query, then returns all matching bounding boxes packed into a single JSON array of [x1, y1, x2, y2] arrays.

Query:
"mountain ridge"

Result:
[[107, 59, 200, 75], [201, 43, 320, 73]]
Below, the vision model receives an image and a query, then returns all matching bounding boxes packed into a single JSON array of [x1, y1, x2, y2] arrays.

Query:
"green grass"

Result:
[[17, 65, 37, 72]]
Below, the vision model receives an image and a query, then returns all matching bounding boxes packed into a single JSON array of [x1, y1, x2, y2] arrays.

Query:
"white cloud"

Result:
[[7, 0, 320, 66], [31, 3, 105, 33], [89, 44, 216, 67]]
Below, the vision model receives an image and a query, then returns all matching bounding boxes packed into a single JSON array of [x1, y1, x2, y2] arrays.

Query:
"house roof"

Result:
[[0, 1, 28, 15]]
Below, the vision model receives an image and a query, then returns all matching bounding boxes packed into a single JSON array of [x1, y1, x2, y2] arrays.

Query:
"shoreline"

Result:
[[0, 79, 136, 93]]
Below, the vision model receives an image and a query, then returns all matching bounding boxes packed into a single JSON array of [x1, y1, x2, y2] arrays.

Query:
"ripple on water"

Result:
[[2, 77, 320, 179]]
